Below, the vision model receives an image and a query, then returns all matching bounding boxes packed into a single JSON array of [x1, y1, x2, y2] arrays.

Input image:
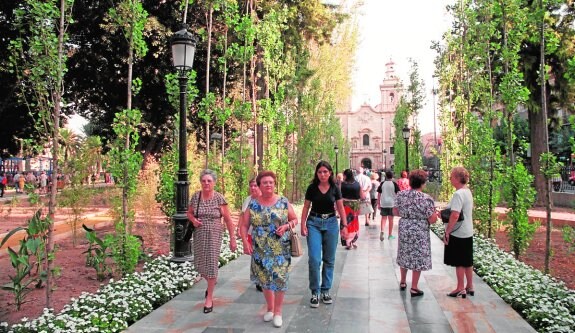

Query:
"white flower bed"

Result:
[[430, 224, 575, 333], [1, 234, 243, 333]]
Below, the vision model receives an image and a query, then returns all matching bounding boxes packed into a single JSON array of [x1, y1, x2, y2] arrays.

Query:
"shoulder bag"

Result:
[[288, 223, 303, 257], [183, 192, 200, 242], [440, 207, 464, 234]]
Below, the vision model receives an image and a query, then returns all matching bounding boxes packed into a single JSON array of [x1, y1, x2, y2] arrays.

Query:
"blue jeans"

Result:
[[306, 215, 339, 295]]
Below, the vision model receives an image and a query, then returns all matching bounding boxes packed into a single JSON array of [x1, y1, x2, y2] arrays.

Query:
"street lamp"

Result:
[[171, 25, 197, 262], [402, 125, 410, 172], [383, 148, 387, 171], [334, 145, 339, 174]]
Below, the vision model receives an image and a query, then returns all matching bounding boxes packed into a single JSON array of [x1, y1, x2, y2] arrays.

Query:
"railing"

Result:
[[552, 166, 575, 193]]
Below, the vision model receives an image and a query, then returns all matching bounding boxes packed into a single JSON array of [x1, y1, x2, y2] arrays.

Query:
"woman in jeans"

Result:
[[301, 161, 347, 308]]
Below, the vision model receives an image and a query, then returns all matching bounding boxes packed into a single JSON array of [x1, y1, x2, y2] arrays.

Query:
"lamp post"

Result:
[[402, 125, 410, 172], [383, 148, 387, 171], [334, 145, 339, 174], [170, 26, 197, 262]]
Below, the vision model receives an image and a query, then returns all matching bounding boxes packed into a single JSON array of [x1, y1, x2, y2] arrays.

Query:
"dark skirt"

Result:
[[444, 235, 473, 267]]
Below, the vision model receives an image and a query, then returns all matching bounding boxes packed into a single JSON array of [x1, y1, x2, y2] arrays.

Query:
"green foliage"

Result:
[[108, 231, 142, 276], [466, 113, 504, 238], [155, 146, 177, 221], [106, 0, 149, 59], [539, 152, 563, 179], [502, 163, 538, 258], [25, 183, 40, 206], [0, 210, 54, 310], [562, 226, 575, 254], [107, 108, 143, 276], [82, 224, 112, 281], [60, 185, 91, 247]]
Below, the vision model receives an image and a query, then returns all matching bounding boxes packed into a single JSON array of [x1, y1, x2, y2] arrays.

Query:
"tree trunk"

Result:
[[205, 5, 213, 168], [46, 0, 67, 308]]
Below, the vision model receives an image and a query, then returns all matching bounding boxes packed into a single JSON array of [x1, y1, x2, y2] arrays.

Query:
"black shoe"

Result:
[[410, 288, 424, 297], [365, 223, 369, 226], [256, 284, 263, 292], [465, 288, 475, 296], [310, 294, 319, 308], [321, 292, 333, 304], [399, 283, 407, 291], [203, 304, 213, 313], [447, 290, 466, 298]]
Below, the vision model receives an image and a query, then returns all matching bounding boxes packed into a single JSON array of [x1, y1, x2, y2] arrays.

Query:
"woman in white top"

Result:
[[443, 166, 474, 298]]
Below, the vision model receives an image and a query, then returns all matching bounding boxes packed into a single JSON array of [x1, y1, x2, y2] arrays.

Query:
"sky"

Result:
[[350, 0, 453, 135]]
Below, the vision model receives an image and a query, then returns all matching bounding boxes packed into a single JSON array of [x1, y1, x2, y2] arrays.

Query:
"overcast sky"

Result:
[[351, 0, 452, 135]]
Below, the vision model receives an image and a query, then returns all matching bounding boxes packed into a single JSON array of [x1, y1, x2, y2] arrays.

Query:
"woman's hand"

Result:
[[443, 233, 450, 245], [301, 224, 308, 236], [275, 224, 290, 237], [242, 239, 253, 255], [229, 237, 237, 252], [190, 218, 202, 228]]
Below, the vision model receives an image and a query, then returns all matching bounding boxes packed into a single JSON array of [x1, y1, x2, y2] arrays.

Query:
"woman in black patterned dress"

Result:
[[393, 169, 438, 297]]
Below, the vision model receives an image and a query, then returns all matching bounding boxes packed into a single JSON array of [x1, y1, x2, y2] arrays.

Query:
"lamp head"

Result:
[[334, 145, 339, 154], [402, 126, 410, 140], [171, 26, 197, 70]]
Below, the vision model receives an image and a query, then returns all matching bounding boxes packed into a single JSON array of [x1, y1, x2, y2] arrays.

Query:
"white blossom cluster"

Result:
[[0, 235, 243, 333], [431, 224, 575, 333]]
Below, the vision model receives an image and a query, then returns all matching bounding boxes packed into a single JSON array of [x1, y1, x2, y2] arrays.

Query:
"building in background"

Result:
[[336, 60, 402, 170]]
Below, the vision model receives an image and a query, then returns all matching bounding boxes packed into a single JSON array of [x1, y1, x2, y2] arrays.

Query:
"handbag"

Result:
[[183, 192, 200, 242], [288, 223, 303, 257], [440, 208, 464, 234]]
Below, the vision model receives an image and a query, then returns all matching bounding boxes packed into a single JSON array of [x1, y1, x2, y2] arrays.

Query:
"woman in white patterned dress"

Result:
[[393, 169, 438, 297], [187, 169, 237, 314]]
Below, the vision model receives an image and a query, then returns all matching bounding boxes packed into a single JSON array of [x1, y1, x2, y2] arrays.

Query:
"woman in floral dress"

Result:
[[240, 171, 298, 328], [393, 169, 438, 297]]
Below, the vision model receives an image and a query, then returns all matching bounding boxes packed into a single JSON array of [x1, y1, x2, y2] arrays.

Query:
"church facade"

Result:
[[336, 60, 402, 171]]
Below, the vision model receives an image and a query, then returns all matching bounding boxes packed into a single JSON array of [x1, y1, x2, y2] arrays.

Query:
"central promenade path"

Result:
[[127, 216, 535, 333]]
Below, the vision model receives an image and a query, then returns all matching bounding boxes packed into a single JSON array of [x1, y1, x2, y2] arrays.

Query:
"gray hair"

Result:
[[199, 169, 217, 182]]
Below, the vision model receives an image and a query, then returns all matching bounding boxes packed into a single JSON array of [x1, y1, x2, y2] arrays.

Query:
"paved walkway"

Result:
[[127, 216, 536, 333]]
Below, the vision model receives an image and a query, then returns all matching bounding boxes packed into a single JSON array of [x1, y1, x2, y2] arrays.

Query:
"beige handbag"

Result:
[[288, 224, 303, 257]]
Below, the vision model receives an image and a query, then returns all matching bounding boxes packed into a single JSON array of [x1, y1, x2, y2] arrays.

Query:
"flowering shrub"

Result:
[[430, 224, 575, 333], [1, 234, 243, 333]]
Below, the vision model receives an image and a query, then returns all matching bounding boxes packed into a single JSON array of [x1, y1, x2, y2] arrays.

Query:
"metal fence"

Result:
[[553, 166, 575, 193]]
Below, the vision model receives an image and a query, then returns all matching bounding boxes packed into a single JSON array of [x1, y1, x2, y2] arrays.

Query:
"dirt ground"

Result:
[[0, 192, 171, 325], [0, 197, 574, 326]]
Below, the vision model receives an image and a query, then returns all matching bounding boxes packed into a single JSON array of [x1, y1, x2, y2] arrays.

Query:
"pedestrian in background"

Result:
[[377, 170, 400, 241], [340, 168, 361, 249], [239, 177, 263, 292], [369, 172, 380, 221], [356, 166, 373, 226]]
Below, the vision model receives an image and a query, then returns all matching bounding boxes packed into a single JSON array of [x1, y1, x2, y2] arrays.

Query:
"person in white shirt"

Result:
[[377, 170, 400, 241], [356, 167, 373, 226], [444, 167, 474, 298]]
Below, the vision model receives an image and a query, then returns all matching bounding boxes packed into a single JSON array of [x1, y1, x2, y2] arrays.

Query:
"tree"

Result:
[[8, 0, 74, 308]]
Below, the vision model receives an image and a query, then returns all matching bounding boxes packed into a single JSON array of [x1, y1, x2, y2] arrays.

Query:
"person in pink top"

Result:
[[397, 170, 411, 191]]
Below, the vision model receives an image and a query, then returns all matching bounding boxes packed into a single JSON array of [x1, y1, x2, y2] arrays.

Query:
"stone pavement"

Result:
[[126, 216, 536, 333]]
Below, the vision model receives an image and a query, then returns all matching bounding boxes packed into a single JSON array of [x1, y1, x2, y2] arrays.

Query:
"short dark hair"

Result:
[[385, 170, 393, 180], [409, 169, 428, 189], [256, 171, 276, 186]]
